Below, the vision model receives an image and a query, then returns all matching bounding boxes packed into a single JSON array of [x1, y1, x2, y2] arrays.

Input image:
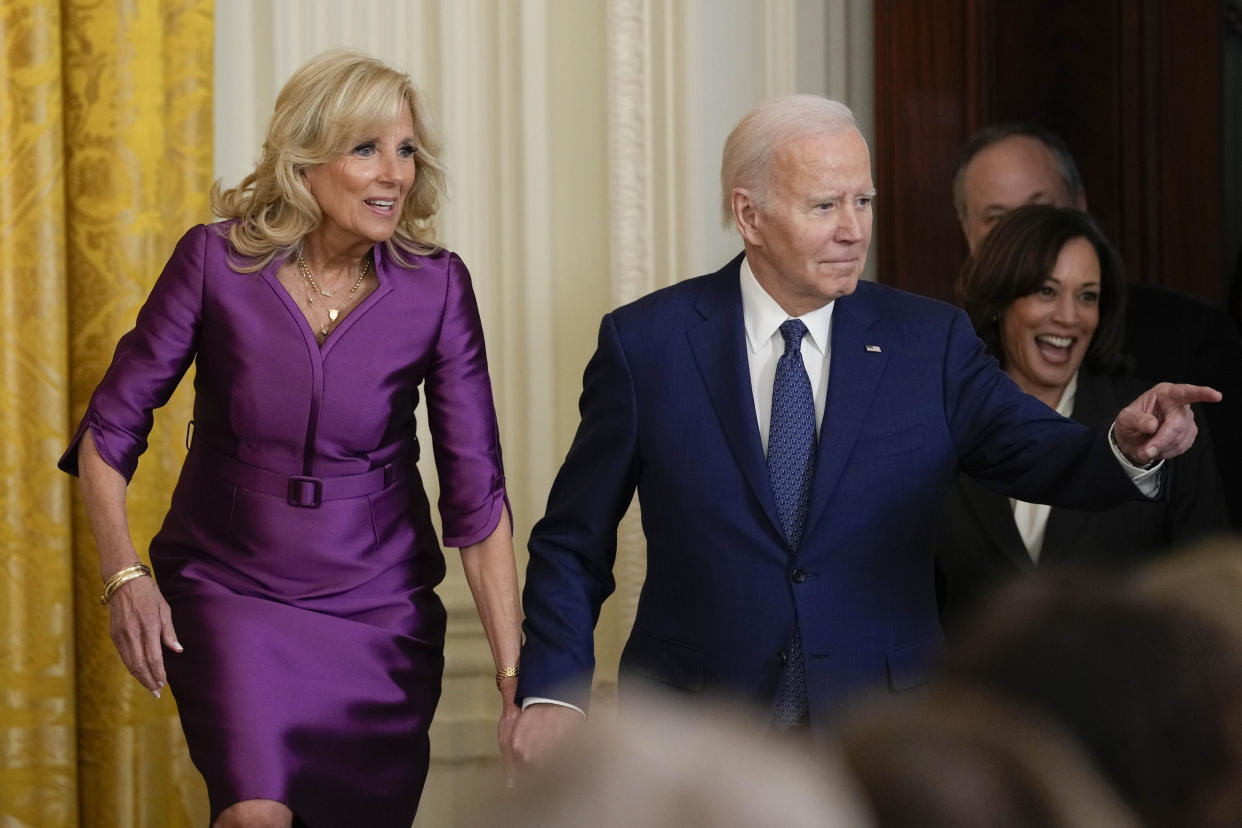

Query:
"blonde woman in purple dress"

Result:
[[61, 50, 522, 827]]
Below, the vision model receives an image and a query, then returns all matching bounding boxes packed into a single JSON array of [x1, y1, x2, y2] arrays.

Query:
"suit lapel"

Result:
[[958, 476, 1035, 569], [801, 288, 887, 538], [687, 260, 784, 539]]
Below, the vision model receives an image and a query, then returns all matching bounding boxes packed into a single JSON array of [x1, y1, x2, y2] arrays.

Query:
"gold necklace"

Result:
[[298, 253, 370, 334]]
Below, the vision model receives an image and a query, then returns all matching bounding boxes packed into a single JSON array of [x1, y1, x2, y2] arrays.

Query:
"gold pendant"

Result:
[[328, 308, 339, 321]]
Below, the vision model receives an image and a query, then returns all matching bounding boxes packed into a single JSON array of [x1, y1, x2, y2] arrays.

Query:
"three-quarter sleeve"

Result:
[[59, 224, 207, 481], [423, 252, 510, 548]]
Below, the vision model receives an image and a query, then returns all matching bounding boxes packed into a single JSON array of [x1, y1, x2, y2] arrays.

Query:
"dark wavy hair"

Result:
[[957, 205, 1127, 374]]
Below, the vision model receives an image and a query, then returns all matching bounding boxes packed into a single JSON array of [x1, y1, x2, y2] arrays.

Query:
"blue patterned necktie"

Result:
[[768, 319, 816, 728]]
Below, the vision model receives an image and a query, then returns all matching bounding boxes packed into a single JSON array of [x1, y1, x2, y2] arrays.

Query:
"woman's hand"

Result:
[[497, 678, 521, 787], [458, 510, 523, 786], [106, 572, 182, 697], [78, 430, 184, 698]]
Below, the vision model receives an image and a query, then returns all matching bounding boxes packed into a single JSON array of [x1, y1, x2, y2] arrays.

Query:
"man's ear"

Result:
[[732, 188, 763, 246]]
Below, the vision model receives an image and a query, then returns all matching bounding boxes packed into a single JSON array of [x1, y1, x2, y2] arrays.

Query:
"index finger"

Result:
[[142, 619, 168, 695], [1161, 383, 1222, 406]]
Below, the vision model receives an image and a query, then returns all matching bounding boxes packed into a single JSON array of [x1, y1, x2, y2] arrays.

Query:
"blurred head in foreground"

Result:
[[1131, 535, 1242, 645], [472, 691, 874, 828], [839, 682, 1138, 828], [945, 571, 1242, 828]]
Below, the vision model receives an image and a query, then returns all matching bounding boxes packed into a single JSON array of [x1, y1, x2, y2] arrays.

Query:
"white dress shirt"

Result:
[[739, 258, 834, 451], [1011, 373, 1078, 562]]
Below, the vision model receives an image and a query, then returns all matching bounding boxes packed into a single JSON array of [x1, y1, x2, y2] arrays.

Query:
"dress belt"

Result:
[[191, 439, 408, 509]]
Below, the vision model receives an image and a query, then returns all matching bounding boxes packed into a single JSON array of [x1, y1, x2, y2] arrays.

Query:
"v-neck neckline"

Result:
[[260, 244, 392, 358]]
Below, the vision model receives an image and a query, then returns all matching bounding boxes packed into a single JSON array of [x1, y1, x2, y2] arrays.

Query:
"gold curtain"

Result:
[[2, 1, 213, 824]]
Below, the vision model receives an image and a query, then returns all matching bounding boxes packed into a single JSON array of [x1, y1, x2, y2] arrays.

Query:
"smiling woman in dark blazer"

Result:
[[936, 205, 1230, 633]]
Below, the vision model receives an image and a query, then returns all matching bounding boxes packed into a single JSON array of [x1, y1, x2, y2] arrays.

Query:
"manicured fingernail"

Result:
[[152, 688, 161, 699], [173, 641, 184, 652], [1147, 446, 1158, 458]]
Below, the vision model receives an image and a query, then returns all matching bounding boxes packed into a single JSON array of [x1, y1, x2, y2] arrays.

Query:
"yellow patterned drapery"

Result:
[[1, 1, 213, 825]]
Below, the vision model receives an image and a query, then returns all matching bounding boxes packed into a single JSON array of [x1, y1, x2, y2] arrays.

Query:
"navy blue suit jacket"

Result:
[[518, 254, 1138, 728]]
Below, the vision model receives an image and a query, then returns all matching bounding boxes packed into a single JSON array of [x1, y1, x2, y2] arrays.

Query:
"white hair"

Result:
[[720, 94, 861, 228]]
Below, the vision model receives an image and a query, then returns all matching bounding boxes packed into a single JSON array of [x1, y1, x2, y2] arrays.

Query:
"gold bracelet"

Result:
[[100, 563, 152, 605], [495, 665, 520, 690], [101, 567, 151, 604]]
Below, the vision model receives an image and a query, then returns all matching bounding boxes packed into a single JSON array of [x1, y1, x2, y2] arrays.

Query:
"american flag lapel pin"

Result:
[[865, 344, 882, 353]]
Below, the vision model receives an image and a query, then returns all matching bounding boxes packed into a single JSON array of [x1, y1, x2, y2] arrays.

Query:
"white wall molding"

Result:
[[606, 0, 657, 306], [763, 0, 799, 99]]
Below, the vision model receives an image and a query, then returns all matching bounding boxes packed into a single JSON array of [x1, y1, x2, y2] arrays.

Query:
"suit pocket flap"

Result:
[[621, 629, 706, 692], [885, 640, 938, 691]]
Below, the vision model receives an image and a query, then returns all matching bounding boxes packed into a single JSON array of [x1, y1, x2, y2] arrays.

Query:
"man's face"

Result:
[[741, 128, 875, 316], [959, 135, 1079, 252]]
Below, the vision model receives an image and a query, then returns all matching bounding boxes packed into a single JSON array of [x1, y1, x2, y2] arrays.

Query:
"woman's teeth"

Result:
[[1036, 334, 1072, 349]]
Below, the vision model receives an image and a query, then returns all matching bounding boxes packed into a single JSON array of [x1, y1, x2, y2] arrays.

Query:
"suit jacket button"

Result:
[[777, 649, 788, 665], [791, 568, 808, 583]]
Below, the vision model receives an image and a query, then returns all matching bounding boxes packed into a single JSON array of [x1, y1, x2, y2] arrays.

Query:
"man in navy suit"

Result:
[[508, 97, 1217, 759]]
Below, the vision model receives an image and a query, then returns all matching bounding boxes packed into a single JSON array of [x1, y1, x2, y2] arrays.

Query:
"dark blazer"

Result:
[[935, 368, 1230, 635], [518, 254, 1142, 732]]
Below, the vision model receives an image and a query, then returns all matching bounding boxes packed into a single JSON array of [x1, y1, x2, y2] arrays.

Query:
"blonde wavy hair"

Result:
[[211, 49, 445, 271]]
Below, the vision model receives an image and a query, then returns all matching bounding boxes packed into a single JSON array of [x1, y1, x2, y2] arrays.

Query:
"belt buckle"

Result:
[[287, 476, 323, 508]]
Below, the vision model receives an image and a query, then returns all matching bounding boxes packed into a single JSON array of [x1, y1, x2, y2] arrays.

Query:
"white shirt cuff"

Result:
[[520, 696, 587, 716], [1108, 422, 1163, 498]]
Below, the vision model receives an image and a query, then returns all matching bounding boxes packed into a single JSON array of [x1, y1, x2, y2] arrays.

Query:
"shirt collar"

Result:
[[1055, 371, 1079, 416], [739, 256, 835, 355]]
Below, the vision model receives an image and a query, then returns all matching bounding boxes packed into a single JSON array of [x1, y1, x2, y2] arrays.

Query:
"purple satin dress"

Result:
[[60, 223, 508, 826]]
